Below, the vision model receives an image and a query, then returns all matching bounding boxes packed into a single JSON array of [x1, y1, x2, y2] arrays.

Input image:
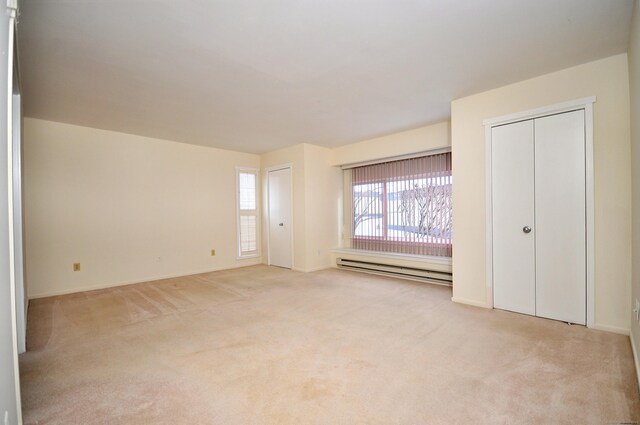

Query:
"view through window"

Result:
[[351, 152, 452, 257]]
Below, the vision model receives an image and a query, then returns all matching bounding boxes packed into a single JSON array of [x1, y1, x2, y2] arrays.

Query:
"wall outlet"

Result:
[[73, 263, 81, 272], [4, 410, 8, 425], [211, 249, 216, 256], [635, 299, 640, 323]]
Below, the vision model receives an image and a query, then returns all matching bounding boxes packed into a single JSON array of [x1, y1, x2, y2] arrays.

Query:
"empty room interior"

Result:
[[1, 0, 640, 424]]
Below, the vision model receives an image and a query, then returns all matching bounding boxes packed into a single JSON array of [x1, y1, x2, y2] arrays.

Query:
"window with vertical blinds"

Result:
[[350, 152, 452, 257]]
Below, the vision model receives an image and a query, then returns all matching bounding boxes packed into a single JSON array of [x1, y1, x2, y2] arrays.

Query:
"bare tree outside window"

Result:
[[399, 183, 452, 240], [350, 152, 452, 257]]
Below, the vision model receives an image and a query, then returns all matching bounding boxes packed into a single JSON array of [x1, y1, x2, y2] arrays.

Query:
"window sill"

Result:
[[237, 253, 261, 260], [331, 247, 452, 266]]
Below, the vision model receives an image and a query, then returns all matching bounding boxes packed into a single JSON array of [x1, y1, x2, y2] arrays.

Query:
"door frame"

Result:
[[265, 163, 294, 268], [483, 96, 596, 328]]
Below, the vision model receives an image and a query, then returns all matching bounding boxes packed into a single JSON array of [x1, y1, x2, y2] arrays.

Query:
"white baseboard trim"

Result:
[[451, 296, 491, 309], [292, 265, 332, 273], [592, 323, 631, 336], [28, 262, 263, 299], [631, 333, 640, 395]]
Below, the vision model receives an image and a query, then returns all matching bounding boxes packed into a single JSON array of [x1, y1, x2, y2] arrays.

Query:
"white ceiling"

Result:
[[18, 0, 634, 154]]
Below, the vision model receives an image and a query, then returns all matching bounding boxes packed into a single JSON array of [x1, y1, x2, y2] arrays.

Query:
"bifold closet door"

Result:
[[492, 110, 586, 325], [534, 110, 585, 325], [492, 120, 536, 316]]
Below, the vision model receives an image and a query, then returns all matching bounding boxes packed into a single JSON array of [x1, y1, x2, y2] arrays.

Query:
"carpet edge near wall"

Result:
[[630, 333, 640, 395]]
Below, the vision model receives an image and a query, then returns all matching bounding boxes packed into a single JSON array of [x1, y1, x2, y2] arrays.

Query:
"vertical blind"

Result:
[[351, 152, 452, 257]]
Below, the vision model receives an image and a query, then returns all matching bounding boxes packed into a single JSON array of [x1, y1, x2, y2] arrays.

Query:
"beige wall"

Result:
[[628, 0, 640, 369], [24, 118, 261, 298], [303, 144, 342, 271], [332, 121, 450, 166], [451, 54, 631, 333]]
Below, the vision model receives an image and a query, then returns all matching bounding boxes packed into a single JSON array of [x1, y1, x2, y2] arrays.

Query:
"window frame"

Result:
[[349, 152, 452, 257], [236, 167, 260, 259]]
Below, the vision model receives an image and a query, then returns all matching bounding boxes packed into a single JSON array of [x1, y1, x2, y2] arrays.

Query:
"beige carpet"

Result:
[[19, 265, 640, 424]]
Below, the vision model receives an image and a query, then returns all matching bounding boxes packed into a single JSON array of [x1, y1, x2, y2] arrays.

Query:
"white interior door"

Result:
[[491, 120, 536, 316], [534, 110, 586, 325], [268, 167, 292, 269]]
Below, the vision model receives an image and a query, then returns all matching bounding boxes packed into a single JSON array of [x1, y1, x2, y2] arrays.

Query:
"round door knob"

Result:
[[522, 226, 532, 234]]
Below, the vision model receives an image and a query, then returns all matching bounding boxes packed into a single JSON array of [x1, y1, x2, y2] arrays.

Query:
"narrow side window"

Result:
[[237, 168, 259, 258]]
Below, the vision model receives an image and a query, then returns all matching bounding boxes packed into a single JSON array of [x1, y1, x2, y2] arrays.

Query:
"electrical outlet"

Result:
[[635, 299, 640, 322], [4, 410, 8, 425], [73, 263, 81, 272], [211, 249, 216, 256]]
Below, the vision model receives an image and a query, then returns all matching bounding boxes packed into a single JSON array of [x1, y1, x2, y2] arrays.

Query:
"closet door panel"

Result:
[[492, 120, 536, 316], [534, 110, 586, 325]]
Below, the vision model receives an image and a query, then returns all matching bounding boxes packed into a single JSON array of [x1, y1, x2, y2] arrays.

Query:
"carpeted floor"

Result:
[[19, 265, 640, 424]]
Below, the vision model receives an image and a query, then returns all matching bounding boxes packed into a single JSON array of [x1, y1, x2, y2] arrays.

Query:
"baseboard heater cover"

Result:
[[336, 258, 452, 286]]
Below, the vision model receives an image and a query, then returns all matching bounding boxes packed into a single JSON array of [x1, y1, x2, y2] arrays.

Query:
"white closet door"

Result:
[[268, 167, 293, 269], [492, 120, 536, 316], [534, 110, 586, 325]]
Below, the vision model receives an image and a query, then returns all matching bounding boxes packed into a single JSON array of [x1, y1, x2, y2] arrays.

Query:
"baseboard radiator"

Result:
[[336, 258, 453, 286]]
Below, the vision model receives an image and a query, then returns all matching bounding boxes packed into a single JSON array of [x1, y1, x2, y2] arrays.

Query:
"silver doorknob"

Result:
[[279, 223, 284, 226], [522, 226, 531, 234]]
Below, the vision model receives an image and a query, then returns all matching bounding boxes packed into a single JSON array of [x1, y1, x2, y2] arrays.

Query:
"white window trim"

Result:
[[236, 167, 260, 259]]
